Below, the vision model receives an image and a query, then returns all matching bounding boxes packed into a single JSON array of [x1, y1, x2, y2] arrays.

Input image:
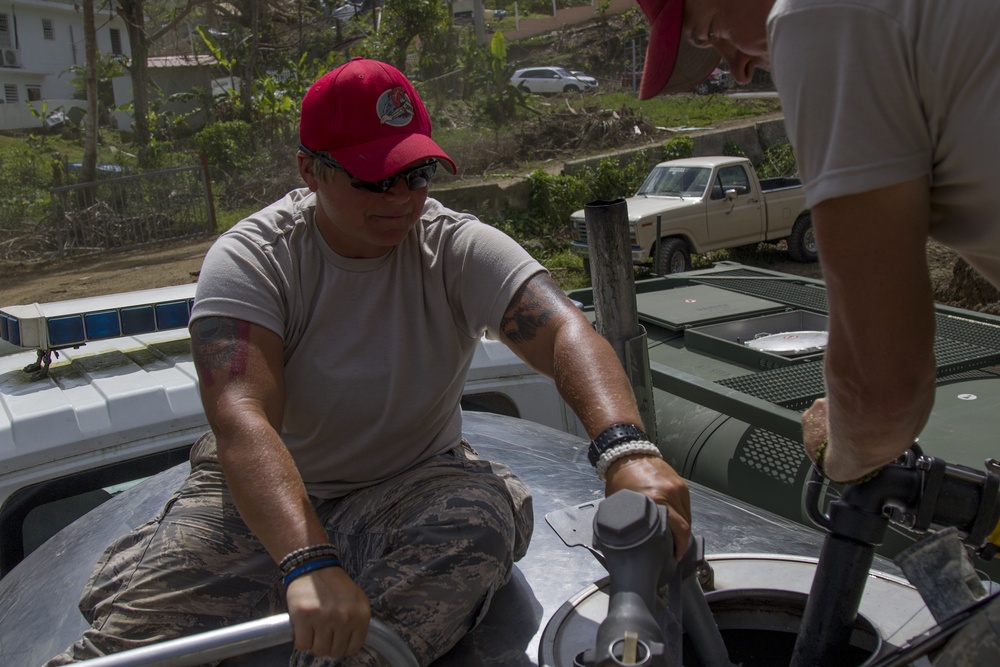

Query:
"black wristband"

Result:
[[587, 423, 648, 467]]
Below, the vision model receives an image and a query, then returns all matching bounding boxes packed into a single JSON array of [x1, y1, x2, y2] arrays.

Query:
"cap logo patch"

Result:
[[377, 87, 415, 127]]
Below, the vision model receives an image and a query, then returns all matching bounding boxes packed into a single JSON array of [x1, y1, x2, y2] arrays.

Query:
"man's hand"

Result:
[[286, 566, 371, 658], [802, 397, 893, 483], [801, 397, 829, 470], [605, 454, 691, 562]]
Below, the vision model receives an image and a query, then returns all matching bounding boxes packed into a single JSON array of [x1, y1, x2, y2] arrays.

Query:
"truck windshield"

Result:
[[636, 166, 711, 198]]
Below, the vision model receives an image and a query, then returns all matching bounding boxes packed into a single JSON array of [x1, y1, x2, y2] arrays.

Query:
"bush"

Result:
[[193, 120, 254, 179], [662, 134, 694, 161], [757, 143, 798, 178], [525, 168, 591, 239], [583, 153, 649, 201], [0, 146, 55, 234], [497, 153, 649, 249]]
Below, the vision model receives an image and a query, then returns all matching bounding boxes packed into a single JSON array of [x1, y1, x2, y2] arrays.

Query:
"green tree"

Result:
[[358, 0, 450, 73], [471, 32, 529, 133], [116, 0, 208, 168], [81, 0, 99, 185]]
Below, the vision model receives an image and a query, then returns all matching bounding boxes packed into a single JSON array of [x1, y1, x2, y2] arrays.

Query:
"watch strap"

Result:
[[587, 423, 648, 467]]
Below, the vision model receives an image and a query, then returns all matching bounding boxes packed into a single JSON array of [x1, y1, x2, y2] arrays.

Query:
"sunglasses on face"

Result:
[[299, 145, 438, 193]]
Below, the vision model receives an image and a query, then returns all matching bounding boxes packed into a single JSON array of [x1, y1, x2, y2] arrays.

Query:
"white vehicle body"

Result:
[[569, 156, 813, 274], [0, 284, 584, 576], [510, 66, 596, 94]]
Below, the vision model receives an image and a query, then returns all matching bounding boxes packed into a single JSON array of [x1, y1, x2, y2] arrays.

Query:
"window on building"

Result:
[[42, 18, 54, 40], [4, 84, 18, 104], [0, 14, 11, 49], [110, 28, 122, 55], [26, 85, 41, 102]]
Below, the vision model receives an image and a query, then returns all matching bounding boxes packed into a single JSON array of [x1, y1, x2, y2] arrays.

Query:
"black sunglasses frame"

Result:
[[299, 145, 437, 193]]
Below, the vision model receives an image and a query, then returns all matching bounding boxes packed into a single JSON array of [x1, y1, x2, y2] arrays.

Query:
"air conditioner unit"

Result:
[[2, 49, 21, 67]]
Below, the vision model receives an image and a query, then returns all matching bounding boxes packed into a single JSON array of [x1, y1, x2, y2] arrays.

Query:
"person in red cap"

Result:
[[46, 58, 691, 666]]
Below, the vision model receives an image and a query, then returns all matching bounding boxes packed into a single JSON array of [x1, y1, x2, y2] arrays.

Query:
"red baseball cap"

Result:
[[299, 58, 457, 181], [637, 0, 721, 100]]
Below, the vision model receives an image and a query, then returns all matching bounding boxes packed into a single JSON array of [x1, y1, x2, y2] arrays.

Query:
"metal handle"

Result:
[[83, 614, 418, 667]]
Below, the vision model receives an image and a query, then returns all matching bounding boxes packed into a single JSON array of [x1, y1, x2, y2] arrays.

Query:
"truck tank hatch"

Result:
[[538, 557, 919, 667], [635, 285, 784, 331], [685, 310, 829, 370]]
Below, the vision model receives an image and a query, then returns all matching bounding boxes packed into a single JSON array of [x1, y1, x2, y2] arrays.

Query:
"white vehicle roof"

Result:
[[0, 285, 581, 574]]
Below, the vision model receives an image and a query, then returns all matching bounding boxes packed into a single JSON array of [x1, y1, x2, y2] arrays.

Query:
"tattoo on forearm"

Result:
[[190, 317, 251, 386], [501, 279, 558, 344]]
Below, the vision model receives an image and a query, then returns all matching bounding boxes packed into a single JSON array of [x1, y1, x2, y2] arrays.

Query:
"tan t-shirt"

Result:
[[191, 190, 544, 497], [769, 0, 1000, 284]]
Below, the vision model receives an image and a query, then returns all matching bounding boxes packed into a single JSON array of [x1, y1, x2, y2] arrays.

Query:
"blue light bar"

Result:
[[1, 314, 20, 347], [47, 315, 86, 347], [84, 310, 122, 340], [155, 300, 190, 329], [0, 284, 196, 351], [121, 305, 156, 335]]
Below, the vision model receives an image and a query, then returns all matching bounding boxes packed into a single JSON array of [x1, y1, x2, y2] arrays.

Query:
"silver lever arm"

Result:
[[82, 614, 418, 667]]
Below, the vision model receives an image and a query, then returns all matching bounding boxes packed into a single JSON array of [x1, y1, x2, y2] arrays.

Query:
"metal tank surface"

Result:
[[0, 411, 945, 667], [567, 261, 1000, 583]]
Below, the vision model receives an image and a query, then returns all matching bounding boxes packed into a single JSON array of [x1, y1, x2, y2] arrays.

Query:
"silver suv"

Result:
[[510, 66, 596, 94]]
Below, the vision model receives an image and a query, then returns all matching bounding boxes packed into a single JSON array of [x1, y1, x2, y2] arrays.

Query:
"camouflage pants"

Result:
[[46, 432, 533, 666]]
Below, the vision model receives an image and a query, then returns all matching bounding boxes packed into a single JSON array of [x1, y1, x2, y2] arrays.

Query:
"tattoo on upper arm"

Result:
[[190, 317, 251, 386], [500, 276, 560, 344]]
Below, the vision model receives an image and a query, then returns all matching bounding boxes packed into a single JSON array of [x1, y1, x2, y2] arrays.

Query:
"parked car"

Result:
[[510, 67, 596, 94], [692, 67, 733, 95], [620, 67, 642, 90], [620, 66, 732, 95], [570, 71, 598, 89]]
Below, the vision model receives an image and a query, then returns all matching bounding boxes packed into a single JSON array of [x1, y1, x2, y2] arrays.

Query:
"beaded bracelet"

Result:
[[279, 544, 340, 577], [814, 438, 880, 485], [283, 557, 342, 588], [595, 440, 662, 482]]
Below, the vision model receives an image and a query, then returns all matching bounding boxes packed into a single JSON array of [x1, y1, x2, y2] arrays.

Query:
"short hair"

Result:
[[300, 148, 337, 183]]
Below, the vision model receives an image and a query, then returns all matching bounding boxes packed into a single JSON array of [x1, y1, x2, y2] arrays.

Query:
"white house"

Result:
[[0, 0, 131, 131]]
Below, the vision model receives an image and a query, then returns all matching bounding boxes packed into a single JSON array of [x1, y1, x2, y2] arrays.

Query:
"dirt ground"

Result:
[[0, 233, 993, 317], [0, 237, 217, 307]]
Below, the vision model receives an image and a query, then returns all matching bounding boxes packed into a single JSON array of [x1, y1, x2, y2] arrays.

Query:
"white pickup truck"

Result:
[[570, 156, 814, 274]]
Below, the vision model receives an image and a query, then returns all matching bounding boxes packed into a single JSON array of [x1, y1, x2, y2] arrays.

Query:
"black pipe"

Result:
[[790, 533, 877, 666], [795, 451, 1000, 665]]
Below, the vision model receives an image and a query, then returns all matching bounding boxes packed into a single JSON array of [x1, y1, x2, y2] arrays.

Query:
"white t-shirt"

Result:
[[769, 0, 1000, 284], [191, 190, 544, 497]]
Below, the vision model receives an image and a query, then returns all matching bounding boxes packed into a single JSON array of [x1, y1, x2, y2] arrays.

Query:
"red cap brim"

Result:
[[331, 133, 456, 183], [637, 0, 721, 99]]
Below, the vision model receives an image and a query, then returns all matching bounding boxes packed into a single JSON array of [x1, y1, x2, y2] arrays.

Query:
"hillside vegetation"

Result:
[[1, 8, 787, 292]]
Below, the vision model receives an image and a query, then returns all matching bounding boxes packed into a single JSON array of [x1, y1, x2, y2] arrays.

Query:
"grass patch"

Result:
[[540, 248, 590, 291], [215, 204, 260, 233], [588, 92, 781, 128]]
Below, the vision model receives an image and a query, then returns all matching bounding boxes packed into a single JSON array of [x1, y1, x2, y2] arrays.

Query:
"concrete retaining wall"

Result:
[[432, 116, 791, 217], [491, 0, 636, 42]]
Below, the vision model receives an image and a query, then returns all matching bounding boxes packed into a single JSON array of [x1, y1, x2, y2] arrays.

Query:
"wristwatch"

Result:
[[587, 423, 648, 467]]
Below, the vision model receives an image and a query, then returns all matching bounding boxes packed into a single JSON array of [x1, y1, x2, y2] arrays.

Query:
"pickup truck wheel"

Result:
[[787, 213, 818, 263], [655, 238, 691, 274]]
